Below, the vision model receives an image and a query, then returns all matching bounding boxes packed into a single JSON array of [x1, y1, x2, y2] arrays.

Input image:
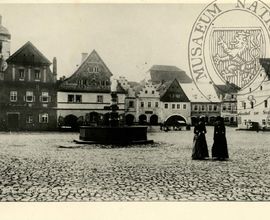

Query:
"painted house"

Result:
[[181, 82, 221, 125], [0, 41, 58, 131], [158, 79, 191, 125], [135, 80, 161, 125], [57, 50, 126, 128]]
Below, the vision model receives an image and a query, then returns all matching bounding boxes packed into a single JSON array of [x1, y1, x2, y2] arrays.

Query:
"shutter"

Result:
[[23, 96, 26, 101]]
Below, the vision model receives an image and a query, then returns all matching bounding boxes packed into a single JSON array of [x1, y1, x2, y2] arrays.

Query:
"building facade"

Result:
[[57, 50, 126, 129], [237, 58, 270, 130], [0, 41, 58, 131]]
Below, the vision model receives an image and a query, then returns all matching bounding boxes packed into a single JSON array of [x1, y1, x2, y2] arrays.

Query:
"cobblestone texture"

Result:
[[0, 127, 269, 201]]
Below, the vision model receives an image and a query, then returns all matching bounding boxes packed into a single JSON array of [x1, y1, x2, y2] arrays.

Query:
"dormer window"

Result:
[[34, 69, 41, 80], [19, 69, 25, 79]]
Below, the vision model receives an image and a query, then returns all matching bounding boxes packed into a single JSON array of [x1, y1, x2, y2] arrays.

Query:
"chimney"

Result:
[[53, 57, 57, 82], [81, 53, 88, 64]]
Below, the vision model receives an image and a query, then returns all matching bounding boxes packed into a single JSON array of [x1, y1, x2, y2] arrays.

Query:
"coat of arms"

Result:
[[211, 28, 265, 88]]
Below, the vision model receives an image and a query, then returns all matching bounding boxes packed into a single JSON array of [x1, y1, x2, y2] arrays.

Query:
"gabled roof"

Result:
[[72, 50, 112, 78], [213, 82, 240, 99], [149, 65, 192, 84], [158, 79, 190, 102], [6, 41, 51, 66]]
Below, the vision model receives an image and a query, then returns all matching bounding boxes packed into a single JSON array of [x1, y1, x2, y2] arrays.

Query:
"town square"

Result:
[[0, 1, 270, 206]]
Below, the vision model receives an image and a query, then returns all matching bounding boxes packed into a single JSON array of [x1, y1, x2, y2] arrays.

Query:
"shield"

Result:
[[210, 27, 265, 88]]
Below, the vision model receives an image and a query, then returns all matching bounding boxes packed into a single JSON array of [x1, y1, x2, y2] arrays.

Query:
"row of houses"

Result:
[[0, 15, 241, 131]]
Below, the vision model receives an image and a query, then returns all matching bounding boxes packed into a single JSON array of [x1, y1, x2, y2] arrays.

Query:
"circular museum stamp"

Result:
[[188, 0, 270, 97]]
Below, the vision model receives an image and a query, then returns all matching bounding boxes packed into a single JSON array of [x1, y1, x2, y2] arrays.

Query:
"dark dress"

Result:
[[211, 122, 229, 160], [192, 122, 209, 160]]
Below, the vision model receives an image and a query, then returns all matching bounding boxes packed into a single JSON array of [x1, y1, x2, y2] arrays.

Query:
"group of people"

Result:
[[192, 116, 229, 161]]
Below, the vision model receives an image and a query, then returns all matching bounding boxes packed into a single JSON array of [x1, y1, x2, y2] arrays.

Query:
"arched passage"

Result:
[[139, 114, 147, 125], [125, 114, 135, 126], [150, 114, 158, 125], [89, 112, 99, 123], [164, 115, 186, 126], [64, 114, 78, 129]]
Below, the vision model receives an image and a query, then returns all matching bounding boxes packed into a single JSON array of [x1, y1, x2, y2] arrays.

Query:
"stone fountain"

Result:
[[75, 79, 153, 145]]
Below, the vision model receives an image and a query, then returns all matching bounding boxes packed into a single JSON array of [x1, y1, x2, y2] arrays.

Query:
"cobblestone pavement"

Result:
[[0, 127, 269, 201]]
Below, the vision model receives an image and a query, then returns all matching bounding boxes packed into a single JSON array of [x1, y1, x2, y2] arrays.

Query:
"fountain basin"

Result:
[[75, 126, 153, 145]]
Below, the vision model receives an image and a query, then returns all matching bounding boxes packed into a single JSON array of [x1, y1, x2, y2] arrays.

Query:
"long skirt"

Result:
[[212, 135, 229, 159], [192, 133, 209, 160]]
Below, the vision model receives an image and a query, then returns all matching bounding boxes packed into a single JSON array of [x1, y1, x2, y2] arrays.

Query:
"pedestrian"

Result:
[[192, 116, 209, 160], [211, 116, 229, 160]]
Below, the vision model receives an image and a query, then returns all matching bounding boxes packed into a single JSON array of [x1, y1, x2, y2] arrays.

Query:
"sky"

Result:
[[0, 3, 205, 81]]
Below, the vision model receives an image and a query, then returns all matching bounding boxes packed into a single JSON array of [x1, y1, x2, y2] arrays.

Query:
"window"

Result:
[[25, 91, 34, 102], [209, 105, 212, 111], [93, 66, 99, 73], [97, 95, 103, 103], [141, 102, 144, 108], [177, 104, 180, 109], [145, 90, 148, 94], [152, 90, 155, 94], [34, 69, 41, 80], [228, 104, 231, 111], [183, 104, 186, 109], [155, 102, 159, 108], [244, 120, 247, 125], [172, 104, 175, 109], [268, 118, 270, 125], [148, 102, 151, 108], [194, 105, 198, 111], [68, 94, 75, 103], [260, 86, 263, 90], [213, 105, 217, 111], [41, 92, 49, 102], [262, 119, 266, 125], [250, 101, 254, 109], [249, 88, 252, 92], [175, 94, 181, 98], [201, 105, 205, 111], [76, 95, 82, 103], [231, 94, 234, 99], [10, 91, 17, 102], [265, 100, 268, 108], [39, 113, 49, 123], [194, 94, 198, 99], [243, 102, 246, 109], [164, 103, 168, 109], [223, 105, 226, 111], [129, 101, 134, 108], [26, 115, 33, 124], [19, 69, 25, 79]]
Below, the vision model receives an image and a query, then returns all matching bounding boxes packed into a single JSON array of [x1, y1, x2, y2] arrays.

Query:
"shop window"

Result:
[[26, 115, 33, 124], [39, 113, 49, 123]]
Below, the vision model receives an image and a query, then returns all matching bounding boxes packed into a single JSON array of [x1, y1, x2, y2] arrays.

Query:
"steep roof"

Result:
[[149, 65, 192, 84], [158, 79, 190, 102], [213, 82, 240, 98], [6, 41, 51, 66]]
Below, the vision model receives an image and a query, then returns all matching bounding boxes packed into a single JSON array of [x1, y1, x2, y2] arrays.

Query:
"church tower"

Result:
[[0, 15, 11, 72]]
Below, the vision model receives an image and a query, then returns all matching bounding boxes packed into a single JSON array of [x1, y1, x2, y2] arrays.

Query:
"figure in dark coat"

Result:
[[212, 117, 229, 160], [192, 117, 209, 160]]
